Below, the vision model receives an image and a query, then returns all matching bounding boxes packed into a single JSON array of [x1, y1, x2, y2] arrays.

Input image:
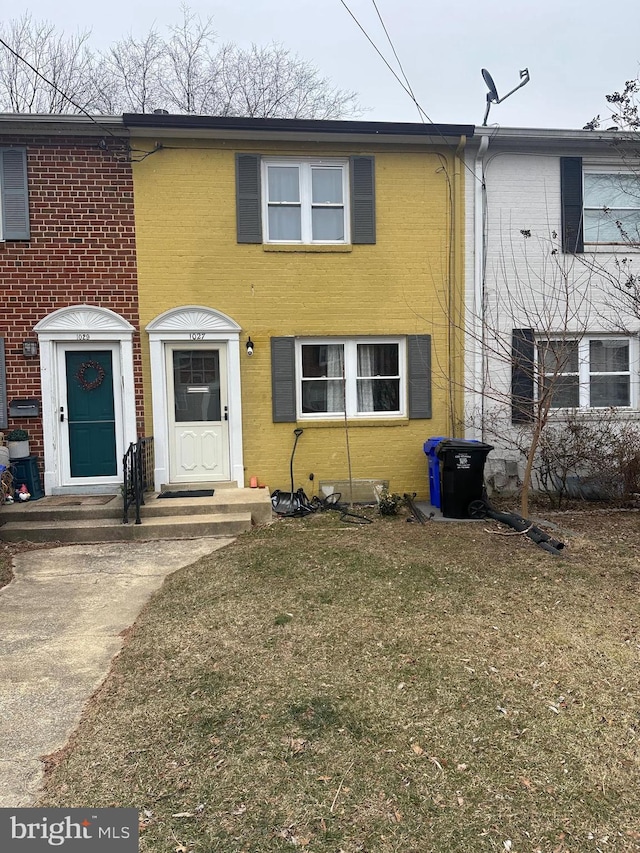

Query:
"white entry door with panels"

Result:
[[167, 344, 230, 482], [146, 305, 244, 491]]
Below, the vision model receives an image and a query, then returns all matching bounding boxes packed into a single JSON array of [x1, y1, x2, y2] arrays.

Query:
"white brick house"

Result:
[[464, 127, 640, 493]]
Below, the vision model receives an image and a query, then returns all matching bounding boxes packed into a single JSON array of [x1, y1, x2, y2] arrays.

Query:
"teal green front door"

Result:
[[65, 350, 117, 477]]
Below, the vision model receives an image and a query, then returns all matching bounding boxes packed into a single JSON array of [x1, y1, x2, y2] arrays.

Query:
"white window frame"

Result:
[[583, 166, 640, 248], [262, 157, 350, 245], [295, 337, 406, 420], [537, 335, 636, 410]]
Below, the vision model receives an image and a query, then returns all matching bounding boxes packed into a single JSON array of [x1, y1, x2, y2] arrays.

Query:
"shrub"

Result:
[[536, 411, 640, 506]]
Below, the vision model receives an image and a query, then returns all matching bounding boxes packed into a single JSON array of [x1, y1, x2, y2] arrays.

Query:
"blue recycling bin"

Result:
[[423, 436, 446, 508]]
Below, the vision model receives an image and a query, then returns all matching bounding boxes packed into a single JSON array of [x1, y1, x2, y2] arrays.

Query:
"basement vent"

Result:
[[319, 478, 389, 505]]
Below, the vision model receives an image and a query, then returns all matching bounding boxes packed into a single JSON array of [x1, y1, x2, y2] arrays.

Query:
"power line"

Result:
[[370, 0, 423, 122], [338, 0, 483, 185], [338, 0, 434, 123], [0, 36, 118, 139]]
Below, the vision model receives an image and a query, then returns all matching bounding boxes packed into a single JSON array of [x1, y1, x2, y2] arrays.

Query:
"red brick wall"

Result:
[[0, 135, 143, 460]]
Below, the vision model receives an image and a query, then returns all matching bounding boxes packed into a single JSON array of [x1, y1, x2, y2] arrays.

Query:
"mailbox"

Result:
[[9, 399, 40, 418]]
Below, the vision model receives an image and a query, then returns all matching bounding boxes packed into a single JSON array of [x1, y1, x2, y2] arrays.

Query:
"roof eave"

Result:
[[123, 113, 474, 144]]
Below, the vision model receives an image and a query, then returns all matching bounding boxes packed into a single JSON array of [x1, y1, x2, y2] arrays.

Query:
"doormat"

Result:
[[158, 489, 215, 499]]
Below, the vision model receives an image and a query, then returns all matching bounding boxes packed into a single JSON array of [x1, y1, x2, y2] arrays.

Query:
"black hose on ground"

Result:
[[485, 506, 565, 556]]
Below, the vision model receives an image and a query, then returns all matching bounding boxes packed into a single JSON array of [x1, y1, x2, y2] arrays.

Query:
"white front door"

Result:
[[167, 344, 230, 482]]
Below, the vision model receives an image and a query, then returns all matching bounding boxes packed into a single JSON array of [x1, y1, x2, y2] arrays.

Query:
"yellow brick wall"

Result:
[[132, 138, 465, 499]]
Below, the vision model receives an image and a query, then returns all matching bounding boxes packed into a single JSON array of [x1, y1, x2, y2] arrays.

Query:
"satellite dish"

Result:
[[482, 69, 499, 103], [481, 67, 530, 126]]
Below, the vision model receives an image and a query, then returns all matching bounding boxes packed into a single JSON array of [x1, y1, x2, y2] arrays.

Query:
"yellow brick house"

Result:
[[124, 115, 473, 500]]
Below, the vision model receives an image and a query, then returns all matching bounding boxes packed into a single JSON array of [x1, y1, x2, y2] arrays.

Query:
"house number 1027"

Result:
[[189, 333, 205, 340]]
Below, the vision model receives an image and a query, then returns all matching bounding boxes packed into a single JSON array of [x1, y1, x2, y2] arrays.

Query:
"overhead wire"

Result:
[[370, 0, 423, 122], [338, 0, 433, 124], [339, 0, 484, 185], [0, 36, 119, 141]]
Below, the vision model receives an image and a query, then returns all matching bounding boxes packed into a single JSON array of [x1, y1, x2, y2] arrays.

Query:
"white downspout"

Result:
[[474, 134, 489, 440]]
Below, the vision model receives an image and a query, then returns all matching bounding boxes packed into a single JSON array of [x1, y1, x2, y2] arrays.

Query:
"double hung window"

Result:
[[298, 339, 403, 418], [539, 337, 632, 408], [263, 159, 349, 244], [583, 170, 640, 245]]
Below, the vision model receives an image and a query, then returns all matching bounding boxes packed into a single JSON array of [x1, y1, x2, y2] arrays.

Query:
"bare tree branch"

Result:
[[0, 7, 362, 118]]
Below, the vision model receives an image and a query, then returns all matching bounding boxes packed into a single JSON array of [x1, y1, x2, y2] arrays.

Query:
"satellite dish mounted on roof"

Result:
[[482, 68, 530, 126]]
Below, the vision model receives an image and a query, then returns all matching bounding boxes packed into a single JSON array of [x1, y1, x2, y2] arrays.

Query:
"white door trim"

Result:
[[146, 306, 244, 490], [35, 305, 137, 495]]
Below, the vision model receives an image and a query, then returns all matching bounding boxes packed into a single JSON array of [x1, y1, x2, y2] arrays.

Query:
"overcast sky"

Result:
[[6, 0, 640, 129]]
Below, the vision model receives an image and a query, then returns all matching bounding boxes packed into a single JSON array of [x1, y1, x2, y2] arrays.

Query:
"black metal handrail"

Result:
[[122, 436, 154, 524]]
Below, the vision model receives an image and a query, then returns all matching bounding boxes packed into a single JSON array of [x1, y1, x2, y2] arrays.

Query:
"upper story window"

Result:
[[235, 153, 375, 246], [538, 337, 632, 409], [0, 147, 30, 241], [263, 159, 349, 244], [583, 170, 640, 245]]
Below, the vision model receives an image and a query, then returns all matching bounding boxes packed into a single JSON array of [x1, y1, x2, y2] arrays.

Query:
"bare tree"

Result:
[[460, 230, 596, 517], [216, 42, 359, 119], [93, 29, 166, 115], [0, 7, 360, 119], [0, 13, 96, 113]]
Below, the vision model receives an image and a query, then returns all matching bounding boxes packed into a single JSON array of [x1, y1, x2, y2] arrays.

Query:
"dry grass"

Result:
[[0, 541, 13, 589], [37, 509, 640, 852]]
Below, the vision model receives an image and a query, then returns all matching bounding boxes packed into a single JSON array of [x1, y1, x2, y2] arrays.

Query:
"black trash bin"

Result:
[[436, 439, 493, 519]]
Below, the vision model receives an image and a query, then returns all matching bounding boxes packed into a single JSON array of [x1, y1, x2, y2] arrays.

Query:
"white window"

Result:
[[583, 170, 640, 245], [538, 337, 632, 409], [297, 339, 405, 419], [263, 159, 349, 244]]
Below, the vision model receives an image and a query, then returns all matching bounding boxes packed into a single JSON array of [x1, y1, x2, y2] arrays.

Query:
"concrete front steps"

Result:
[[0, 484, 272, 544]]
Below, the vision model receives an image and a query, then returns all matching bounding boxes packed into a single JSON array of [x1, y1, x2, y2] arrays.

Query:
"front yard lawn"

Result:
[[37, 509, 640, 852]]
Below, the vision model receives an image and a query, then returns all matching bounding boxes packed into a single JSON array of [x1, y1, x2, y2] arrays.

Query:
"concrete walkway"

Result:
[[0, 537, 234, 807]]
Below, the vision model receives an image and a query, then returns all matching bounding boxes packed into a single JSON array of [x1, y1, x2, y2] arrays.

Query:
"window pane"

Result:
[[590, 339, 629, 373], [312, 208, 344, 241], [268, 206, 301, 241], [541, 340, 578, 374], [302, 380, 344, 413], [358, 343, 399, 377], [590, 375, 630, 407], [357, 378, 400, 412], [312, 168, 343, 203], [584, 173, 640, 208], [584, 209, 640, 243], [268, 166, 300, 202], [545, 376, 579, 408], [301, 344, 344, 378], [173, 350, 221, 422]]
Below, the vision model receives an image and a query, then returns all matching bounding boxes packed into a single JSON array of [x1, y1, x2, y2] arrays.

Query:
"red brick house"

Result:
[[0, 115, 143, 495]]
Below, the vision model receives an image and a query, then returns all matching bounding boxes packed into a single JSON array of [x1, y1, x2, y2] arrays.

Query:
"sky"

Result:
[[5, 0, 640, 129]]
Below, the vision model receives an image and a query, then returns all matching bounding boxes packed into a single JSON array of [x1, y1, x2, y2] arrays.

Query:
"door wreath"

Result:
[[76, 360, 106, 391]]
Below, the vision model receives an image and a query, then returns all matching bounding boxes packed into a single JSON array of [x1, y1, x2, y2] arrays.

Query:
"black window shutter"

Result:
[[236, 153, 262, 243], [560, 157, 583, 254], [271, 337, 296, 422], [512, 328, 535, 423], [350, 155, 376, 244], [0, 337, 7, 430], [0, 148, 30, 240], [407, 334, 432, 419]]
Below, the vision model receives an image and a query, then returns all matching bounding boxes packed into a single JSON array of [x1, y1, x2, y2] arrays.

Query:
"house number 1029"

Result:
[[77, 333, 91, 340], [189, 333, 205, 340]]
